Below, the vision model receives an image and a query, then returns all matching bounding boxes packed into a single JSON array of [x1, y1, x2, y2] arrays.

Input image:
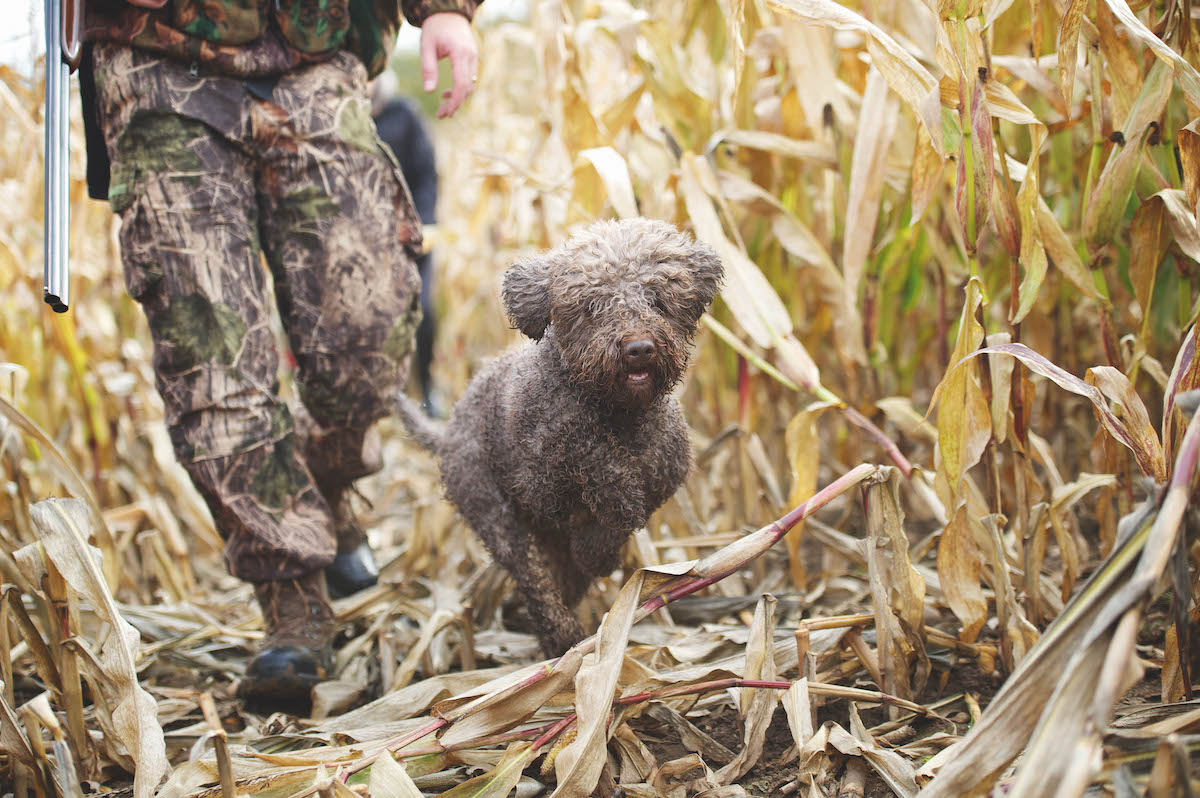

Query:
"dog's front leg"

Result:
[[506, 535, 587, 656]]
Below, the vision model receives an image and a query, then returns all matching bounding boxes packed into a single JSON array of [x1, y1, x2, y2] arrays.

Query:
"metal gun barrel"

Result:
[[43, 0, 69, 313]]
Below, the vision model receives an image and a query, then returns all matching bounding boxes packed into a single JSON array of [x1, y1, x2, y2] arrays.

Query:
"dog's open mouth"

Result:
[[624, 371, 651, 387]]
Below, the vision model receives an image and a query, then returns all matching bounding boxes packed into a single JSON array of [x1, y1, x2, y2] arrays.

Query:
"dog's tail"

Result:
[[396, 394, 447, 455]]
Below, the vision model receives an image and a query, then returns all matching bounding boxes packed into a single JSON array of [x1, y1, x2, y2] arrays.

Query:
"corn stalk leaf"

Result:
[[23, 499, 168, 798], [767, 0, 944, 156], [1101, 0, 1200, 109], [948, 343, 1165, 481], [436, 742, 535, 798], [932, 277, 992, 492], [369, 750, 423, 798], [919, 391, 1200, 797]]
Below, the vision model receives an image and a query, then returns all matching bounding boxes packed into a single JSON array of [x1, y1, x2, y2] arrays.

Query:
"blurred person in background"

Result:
[[372, 71, 443, 417], [78, 0, 480, 707]]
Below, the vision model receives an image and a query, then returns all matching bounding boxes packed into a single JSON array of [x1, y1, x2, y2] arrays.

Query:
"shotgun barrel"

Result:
[[43, 0, 71, 313]]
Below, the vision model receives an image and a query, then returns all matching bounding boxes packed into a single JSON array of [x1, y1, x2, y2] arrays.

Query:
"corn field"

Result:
[[2, 0, 1200, 796]]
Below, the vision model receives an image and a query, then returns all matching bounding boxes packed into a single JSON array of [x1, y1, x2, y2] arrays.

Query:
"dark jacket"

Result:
[[374, 98, 437, 225]]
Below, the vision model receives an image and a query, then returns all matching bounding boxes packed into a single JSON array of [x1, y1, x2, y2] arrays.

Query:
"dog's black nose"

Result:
[[623, 339, 655, 367]]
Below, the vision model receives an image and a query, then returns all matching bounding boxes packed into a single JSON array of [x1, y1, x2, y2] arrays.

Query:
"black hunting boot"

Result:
[[324, 497, 379, 599], [238, 571, 335, 706], [293, 407, 381, 600]]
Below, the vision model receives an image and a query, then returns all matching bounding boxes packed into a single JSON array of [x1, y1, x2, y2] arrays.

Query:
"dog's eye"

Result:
[[651, 297, 668, 314]]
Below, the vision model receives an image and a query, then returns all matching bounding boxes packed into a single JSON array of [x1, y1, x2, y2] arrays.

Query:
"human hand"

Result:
[[420, 12, 478, 119]]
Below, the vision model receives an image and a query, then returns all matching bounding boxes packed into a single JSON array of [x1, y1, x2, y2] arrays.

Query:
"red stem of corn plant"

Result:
[[531, 712, 579, 751], [615, 678, 792, 707], [333, 463, 876, 784], [491, 678, 939, 770], [635, 463, 876, 618], [391, 721, 563, 761], [840, 406, 912, 476]]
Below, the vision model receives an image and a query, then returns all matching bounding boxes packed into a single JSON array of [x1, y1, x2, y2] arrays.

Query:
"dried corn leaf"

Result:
[[551, 571, 644, 796], [864, 467, 929, 700], [767, 0, 944, 156], [841, 68, 899, 364], [953, 343, 1165, 481], [23, 499, 168, 798], [369, 749, 423, 798], [714, 596, 779, 784], [919, 383, 1200, 798], [1100, 0, 1200, 108], [437, 742, 535, 798], [932, 277, 991, 492]]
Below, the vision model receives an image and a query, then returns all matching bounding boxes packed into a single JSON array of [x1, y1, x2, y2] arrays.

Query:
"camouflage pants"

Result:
[[94, 44, 423, 582]]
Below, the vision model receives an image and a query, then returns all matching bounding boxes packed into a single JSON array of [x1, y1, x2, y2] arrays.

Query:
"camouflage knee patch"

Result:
[[383, 295, 423, 365], [248, 435, 314, 513], [148, 293, 248, 372]]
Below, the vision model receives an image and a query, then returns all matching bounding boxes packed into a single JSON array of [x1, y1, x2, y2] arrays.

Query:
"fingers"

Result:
[[419, 12, 478, 119], [420, 33, 438, 93], [437, 43, 477, 119]]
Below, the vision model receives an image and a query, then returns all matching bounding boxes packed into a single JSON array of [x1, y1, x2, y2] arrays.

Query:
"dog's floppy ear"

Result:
[[687, 240, 725, 320], [502, 254, 554, 339]]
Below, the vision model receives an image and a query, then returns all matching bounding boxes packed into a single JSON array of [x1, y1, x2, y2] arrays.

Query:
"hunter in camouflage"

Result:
[[83, 0, 480, 704], [95, 41, 424, 581]]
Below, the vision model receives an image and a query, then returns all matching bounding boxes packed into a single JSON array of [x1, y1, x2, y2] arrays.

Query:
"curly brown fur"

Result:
[[397, 218, 723, 656]]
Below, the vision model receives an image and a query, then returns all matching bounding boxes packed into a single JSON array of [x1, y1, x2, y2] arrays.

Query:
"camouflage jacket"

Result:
[[84, 0, 480, 78]]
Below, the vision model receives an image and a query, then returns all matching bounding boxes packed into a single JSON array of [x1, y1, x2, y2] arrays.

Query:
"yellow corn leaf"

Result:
[[781, 679, 815, 749], [983, 0, 1016, 26], [678, 152, 795, 350], [1056, 0, 1088, 107], [0, 690, 36, 769], [937, 506, 989, 643], [767, 0, 944, 156], [437, 742, 535, 798], [949, 343, 1165, 481], [1035, 196, 1103, 302], [1179, 118, 1200, 218], [933, 277, 992, 492], [1097, 0, 1143, 128], [1163, 325, 1200, 457], [715, 128, 836, 166], [984, 80, 1041, 127], [1013, 102, 1049, 323], [956, 78, 994, 253], [721, 0, 745, 91], [1119, 58, 1174, 141], [1101, 0, 1200, 109], [912, 124, 946, 224], [841, 68, 899, 365], [436, 650, 582, 748], [1084, 130, 1150, 248], [922, 407, 1200, 796], [864, 467, 929, 700], [576, 147, 638, 220], [783, 401, 834, 589], [1085, 366, 1166, 482], [781, 17, 852, 131], [1144, 189, 1200, 263], [991, 168, 1020, 259], [0, 395, 118, 587], [714, 596, 779, 784], [1129, 193, 1173, 338]]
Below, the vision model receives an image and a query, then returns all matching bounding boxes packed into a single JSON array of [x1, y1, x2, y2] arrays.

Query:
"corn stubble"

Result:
[[3, 1, 1200, 796]]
